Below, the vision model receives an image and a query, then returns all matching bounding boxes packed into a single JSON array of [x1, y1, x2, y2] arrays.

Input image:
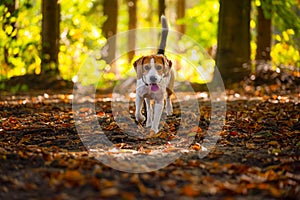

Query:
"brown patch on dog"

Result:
[[166, 87, 173, 97], [134, 55, 172, 79]]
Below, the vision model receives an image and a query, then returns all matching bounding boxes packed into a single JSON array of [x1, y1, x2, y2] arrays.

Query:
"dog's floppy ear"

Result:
[[166, 57, 172, 68], [133, 56, 145, 79], [163, 56, 172, 75]]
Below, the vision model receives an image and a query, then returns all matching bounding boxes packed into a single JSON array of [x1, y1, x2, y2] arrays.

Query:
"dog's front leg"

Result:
[[135, 95, 145, 123], [166, 96, 173, 116], [151, 101, 164, 133], [145, 98, 153, 127]]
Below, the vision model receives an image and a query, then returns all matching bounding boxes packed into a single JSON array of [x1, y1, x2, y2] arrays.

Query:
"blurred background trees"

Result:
[[41, 0, 60, 75], [0, 0, 299, 90], [216, 0, 251, 83]]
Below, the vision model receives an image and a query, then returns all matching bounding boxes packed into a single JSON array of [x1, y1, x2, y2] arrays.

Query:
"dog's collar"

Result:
[[142, 76, 149, 86]]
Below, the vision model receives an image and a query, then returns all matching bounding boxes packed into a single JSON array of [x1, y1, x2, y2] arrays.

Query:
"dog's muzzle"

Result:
[[149, 76, 161, 91], [150, 76, 157, 83], [142, 75, 161, 92]]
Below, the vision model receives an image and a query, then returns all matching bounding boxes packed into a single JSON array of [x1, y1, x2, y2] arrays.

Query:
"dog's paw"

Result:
[[149, 129, 156, 137], [151, 126, 159, 134], [135, 114, 146, 123]]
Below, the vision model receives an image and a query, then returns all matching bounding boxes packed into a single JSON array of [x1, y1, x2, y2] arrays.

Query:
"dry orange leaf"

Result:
[[100, 187, 119, 197], [191, 143, 201, 151], [63, 170, 84, 182], [268, 141, 279, 146], [97, 111, 106, 117], [190, 126, 202, 133], [121, 192, 136, 200], [181, 184, 201, 197]]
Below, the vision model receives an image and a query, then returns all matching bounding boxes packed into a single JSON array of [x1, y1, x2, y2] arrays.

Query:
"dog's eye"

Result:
[[156, 65, 162, 70], [144, 65, 150, 70]]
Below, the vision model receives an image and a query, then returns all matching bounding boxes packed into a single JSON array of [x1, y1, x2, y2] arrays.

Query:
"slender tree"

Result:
[[176, 0, 185, 34], [128, 0, 137, 63], [256, 3, 272, 68], [102, 0, 118, 65], [41, 0, 60, 75], [216, 0, 251, 84]]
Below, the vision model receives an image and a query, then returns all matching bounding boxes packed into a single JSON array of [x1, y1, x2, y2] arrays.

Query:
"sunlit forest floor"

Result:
[[0, 70, 299, 199]]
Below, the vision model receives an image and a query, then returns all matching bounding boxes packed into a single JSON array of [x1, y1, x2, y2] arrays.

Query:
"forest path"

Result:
[[0, 88, 299, 199]]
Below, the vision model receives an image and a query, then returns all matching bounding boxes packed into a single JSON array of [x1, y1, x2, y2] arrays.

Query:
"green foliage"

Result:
[[267, 0, 300, 40], [173, 0, 219, 83], [272, 29, 299, 67], [9, 83, 29, 93], [0, 0, 299, 88], [258, 0, 300, 68], [59, 0, 106, 80], [0, 1, 41, 78], [178, 0, 219, 49], [0, 0, 106, 81], [271, 1, 300, 68], [76, 55, 112, 88], [172, 36, 215, 84]]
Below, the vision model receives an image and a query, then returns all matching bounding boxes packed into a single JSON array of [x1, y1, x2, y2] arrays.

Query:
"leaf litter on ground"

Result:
[[0, 82, 299, 199]]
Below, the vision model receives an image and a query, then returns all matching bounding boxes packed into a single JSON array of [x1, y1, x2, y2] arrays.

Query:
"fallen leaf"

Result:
[[63, 170, 84, 183], [268, 141, 279, 146], [230, 131, 238, 136], [100, 187, 119, 197], [181, 184, 201, 197]]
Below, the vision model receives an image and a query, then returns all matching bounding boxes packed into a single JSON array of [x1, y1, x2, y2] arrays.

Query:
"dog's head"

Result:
[[134, 55, 172, 87]]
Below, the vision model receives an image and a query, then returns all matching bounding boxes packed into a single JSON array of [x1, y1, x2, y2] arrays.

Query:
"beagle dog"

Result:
[[134, 16, 174, 134]]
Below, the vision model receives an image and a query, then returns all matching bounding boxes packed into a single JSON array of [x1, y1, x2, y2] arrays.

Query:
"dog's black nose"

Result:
[[150, 76, 157, 83]]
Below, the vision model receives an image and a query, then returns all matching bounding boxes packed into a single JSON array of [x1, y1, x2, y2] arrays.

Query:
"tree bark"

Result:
[[41, 0, 60, 75], [216, 0, 251, 84], [255, 5, 271, 67], [176, 0, 185, 34], [102, 0, 118, 65], [128, 0, 137, 63]]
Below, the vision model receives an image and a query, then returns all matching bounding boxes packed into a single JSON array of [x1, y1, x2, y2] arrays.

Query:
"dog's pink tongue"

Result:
[[150, 84, 159, 91]]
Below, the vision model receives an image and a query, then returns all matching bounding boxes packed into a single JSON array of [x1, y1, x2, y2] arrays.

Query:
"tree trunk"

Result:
[[128, 0, 137, 63], [146, 0, 154, 26], [176, 0, 185, 34], [102, 0, 118, 65], [41, 0, 60, 75], [158, 0, 166, 18], [255, 5, 271, 68], [216, 0, 251, 84], [2, 0, 18, 66]]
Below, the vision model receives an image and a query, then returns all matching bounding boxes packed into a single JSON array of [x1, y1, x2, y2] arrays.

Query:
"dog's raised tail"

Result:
[[157, 15, 168, 55]]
